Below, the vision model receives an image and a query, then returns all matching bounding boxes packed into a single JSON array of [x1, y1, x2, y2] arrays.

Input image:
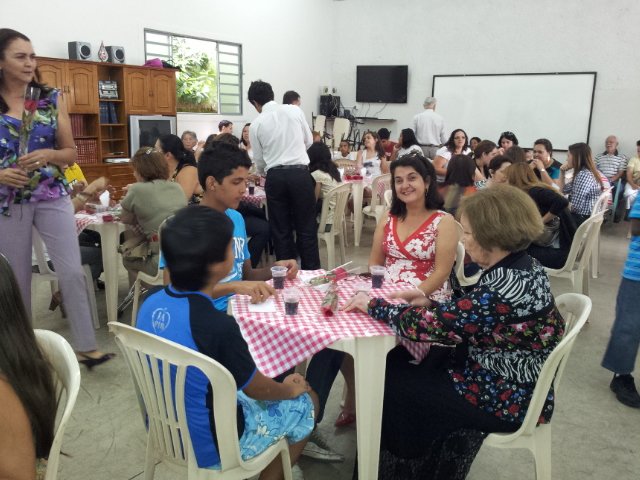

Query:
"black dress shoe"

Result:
[[610, 375, 640, 408]]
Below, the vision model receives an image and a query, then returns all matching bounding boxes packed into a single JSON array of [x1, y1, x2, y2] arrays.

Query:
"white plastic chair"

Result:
[[331, 117, 351, 150], [313, 114, 326, 138], [31, 228, 100, 329], [544, 213, 604, 296], [109, 322, 293, 480], [453, 221, 481, 287], [383, 189, 392, 208], [484, 293, 592, 480], [34, 329, 81, 480], [318, 183, 352, 269], [363, 173, 391, 225], [590, 188, 612, 278], [131, 220, 168, 326]]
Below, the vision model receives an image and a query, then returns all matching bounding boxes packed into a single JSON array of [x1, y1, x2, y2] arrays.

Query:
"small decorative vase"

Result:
[[98, 41, 108, 62]]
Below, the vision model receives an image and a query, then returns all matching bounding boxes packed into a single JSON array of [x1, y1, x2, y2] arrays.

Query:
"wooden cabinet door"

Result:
[[66, 64, 98, 114], [150, 70, 176, 114], [125, 69, 151, 114], [37, 59, 66, 91]]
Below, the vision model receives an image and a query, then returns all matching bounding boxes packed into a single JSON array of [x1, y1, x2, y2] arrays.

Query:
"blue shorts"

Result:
[[208, 390, 315, 469]]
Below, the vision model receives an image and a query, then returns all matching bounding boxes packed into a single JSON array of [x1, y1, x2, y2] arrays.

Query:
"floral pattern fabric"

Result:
[[368, 251, 565, 425], [0, 89, 69, 215], [383, 211, 452, 302]]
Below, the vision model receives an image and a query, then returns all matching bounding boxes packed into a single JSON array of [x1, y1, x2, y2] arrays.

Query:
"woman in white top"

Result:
[[308, 143, 342, 227], [390, 128, 423, 162], [432, 128, 472, 184], [356, 131, 388, 176]]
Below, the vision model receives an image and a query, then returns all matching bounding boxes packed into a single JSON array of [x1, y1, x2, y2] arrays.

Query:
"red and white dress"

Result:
[[382, 211, 452, 303]]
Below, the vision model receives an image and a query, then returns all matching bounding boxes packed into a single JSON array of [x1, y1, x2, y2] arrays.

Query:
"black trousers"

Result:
[[265, 167, 320, 270]]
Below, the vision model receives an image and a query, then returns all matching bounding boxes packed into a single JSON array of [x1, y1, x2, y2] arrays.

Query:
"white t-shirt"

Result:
[[434, 146, 472, 183], [397, 144, 423, 158], [333, 151, 355, 161], [412, 109, 447, 145]]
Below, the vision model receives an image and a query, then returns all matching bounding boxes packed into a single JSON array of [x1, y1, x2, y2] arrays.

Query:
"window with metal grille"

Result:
[[144, 29, 242, 115]]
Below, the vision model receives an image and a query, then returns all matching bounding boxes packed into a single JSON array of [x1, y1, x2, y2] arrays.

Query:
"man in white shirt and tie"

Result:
[[412, 96, 447, 160], [248, 80, 320, 269]]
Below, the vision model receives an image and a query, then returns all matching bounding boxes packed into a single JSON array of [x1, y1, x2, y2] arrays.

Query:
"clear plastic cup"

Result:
[[283, 287, 300, 315], [370, 265, 386, 289], [271, 266, 287, 289]]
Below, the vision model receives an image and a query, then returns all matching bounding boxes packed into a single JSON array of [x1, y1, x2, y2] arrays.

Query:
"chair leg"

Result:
[[83, 265, 100, 329], [143, 438, 157, 480], [338, 232, 346, 265], [581, 266, 590, 297], [326, 233, 335, 269], [532, 426, 552, 480], [131, 279, 141, 327], [591, 235, 599, 279], [572, 270, 582, 295]]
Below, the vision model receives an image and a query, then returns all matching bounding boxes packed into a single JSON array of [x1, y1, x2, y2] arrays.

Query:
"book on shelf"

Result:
[[108, 103, 118, 124]]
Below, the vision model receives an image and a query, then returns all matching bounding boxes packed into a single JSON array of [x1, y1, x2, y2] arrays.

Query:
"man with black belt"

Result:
[[248, 80, 321, 270], [412, 96, 447, 160]]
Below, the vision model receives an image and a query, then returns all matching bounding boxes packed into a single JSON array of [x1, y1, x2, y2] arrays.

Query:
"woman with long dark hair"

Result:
[[390, 128, 422, 162], [472, 140, 498, 181], [432, 128, 472, 184], [156, 133, 202, 204], [497, 130, 519, 152], [442, 154, 477, 216], [0, 28, 111, 367], [560, 142, 609, 226], [336, 153, 458, 427], [0, 254, 56, 478], [356, 130, 388, 176], [308, 142, 341, 227]]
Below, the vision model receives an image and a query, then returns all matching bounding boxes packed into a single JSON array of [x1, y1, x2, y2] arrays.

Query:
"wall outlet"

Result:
[[322, 86, 329, 94], [332, 87, 337, 94]]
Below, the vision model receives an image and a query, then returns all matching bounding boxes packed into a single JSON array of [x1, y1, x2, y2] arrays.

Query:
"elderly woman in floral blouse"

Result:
[[344, 185, 566, 480]]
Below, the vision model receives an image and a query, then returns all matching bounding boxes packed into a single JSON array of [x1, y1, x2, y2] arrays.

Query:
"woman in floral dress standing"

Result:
[[0, 29, 111, 367]]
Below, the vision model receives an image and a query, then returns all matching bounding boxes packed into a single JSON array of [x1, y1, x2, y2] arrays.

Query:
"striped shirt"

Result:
[[595, 153, 627, 180], [563, 169, 607, 216], [623, 197, 640, 281]]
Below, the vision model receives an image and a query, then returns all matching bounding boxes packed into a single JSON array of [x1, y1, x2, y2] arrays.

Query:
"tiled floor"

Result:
[[32, 219, 639, 479]]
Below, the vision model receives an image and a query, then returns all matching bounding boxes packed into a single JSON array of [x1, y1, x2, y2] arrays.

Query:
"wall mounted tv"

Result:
[[356, 65, 408, 103]]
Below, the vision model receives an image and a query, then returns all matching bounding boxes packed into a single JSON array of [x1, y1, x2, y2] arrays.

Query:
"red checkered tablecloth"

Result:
[[231, 270, 429, 377], [241, 186, 267, 209], [75, 212, 141, 236]]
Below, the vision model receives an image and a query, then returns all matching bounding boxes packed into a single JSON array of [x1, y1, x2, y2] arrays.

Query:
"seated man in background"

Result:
[[531, 138, 562, 188], [596, 135, 628, 222], [137, 205, 316, 477], [333, 139, 356, 161]]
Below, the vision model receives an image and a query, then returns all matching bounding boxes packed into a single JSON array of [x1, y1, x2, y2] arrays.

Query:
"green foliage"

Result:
[[171, 38, 218, 113]]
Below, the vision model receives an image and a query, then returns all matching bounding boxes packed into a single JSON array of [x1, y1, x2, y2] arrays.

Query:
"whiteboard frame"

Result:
[[431, 72, 597, 151]]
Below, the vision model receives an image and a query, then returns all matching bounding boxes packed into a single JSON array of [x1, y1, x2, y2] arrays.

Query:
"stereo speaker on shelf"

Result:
[[68, 41, 92, 61], [319, 94, 340, 117], [106, 46, 125, 64]]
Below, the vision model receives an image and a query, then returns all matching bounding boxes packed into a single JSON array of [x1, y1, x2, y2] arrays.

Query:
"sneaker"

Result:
[[301, 430, 345, 463], [292, 464, 305, 480], [610, 375, 640, 408]]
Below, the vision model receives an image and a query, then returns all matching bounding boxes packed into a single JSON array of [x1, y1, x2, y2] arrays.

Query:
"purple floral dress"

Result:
[[0, 88, 70, 216]]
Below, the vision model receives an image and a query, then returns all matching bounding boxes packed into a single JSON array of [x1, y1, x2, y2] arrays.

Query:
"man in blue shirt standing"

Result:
[[602, 196, 640, 408]]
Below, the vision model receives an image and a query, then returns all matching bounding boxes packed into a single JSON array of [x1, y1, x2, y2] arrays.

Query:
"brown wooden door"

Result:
[[125, 69, 151, 114], [37, 59, 66, 91], [66, 64, 99, 114], [150, 70, 176, 114]]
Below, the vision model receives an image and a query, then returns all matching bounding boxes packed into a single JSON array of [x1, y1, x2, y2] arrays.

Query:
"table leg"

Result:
[[339, 335, 397, 480], [353, 182, 364, 247], [94, 223, 121, 325]]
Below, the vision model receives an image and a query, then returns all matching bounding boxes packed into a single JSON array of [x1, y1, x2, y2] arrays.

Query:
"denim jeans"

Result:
[[601, 277, 640, 374]]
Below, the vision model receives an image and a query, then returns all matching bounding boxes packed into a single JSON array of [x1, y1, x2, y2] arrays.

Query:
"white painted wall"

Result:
[[330, 0, 640, 157], [5, 0, 334, 142], [6, 0, 640, 157]]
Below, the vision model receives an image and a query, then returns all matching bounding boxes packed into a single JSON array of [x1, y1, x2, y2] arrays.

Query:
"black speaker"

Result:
[[106, 46, 125, 64], [68, 41, 92, 61], [319, 95, 340, 117]]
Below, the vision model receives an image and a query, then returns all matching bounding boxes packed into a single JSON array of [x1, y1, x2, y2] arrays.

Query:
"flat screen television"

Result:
[[356, 65, 408, 103], [129, 115, 177, 156]]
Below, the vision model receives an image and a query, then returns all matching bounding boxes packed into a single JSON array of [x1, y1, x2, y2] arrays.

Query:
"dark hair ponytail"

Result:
[[0, 254, 56, 458], [307, 143, 342, 182], [158, 134, 197, 172]]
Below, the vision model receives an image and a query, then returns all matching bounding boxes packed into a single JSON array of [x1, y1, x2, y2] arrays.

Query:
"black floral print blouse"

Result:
[[368, 251, 565, 424]]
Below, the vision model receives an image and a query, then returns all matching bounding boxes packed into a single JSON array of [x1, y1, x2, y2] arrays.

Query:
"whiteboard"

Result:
[[432, 73, 596, 150]]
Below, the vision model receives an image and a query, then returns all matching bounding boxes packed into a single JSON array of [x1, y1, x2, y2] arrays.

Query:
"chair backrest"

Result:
[[318, 182, 352, 235], [591, 187, 613, 217], [369, 173, 391, 209], [384, 189, 393, 207], [109, 322, 244, 472], [332, 118, 351, 150], [34, 330, 81, 480], [510, 293, 591, 438], [557, 213, 604, 272], [313, 114, 326, 136]]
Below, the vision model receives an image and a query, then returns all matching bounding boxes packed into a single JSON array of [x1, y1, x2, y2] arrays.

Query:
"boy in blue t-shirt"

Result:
[[137, 205, 317, 473], [602, 197, 640, 408], [159, 142, 298, 311]]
